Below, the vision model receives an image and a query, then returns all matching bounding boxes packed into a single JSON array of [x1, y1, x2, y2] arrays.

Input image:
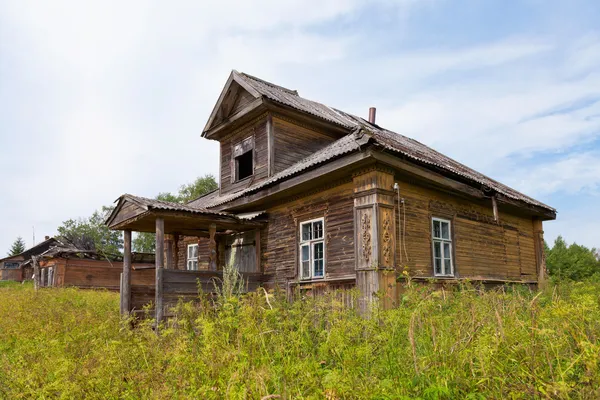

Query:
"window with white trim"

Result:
[[187, 244, 198, 271], [299, 218, 325, 280], [432, 217, 454, 276]]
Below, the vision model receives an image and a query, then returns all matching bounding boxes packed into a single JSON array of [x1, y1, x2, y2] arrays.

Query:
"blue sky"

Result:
[[1, 0, 599, 253]]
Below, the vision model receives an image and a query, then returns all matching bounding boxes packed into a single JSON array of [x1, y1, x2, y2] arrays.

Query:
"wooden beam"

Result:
[[203, 98, 264, 139], [267, 114, 274, 176], [209, 223, 217, 271], [165, 234, 173, 270], [155, 217, 165, 324], [121, 230, 132, 316], [32, 256, 39, 291], [255, 229, 261, 273], [492, 196, 499, 223]]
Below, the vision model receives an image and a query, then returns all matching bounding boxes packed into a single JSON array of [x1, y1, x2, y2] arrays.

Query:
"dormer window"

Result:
[[232, 136, 254, 182]]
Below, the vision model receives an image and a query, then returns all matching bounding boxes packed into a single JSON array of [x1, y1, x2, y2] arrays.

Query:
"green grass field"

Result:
[[1, 280, 599, 399]]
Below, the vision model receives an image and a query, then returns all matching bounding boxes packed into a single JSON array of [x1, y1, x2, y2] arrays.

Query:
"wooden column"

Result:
[[172, 234, 180, 270], [32, 256, 39, 291], [255, 229, 262, 273], [155, 217, 165, 324], [208, 223, 217, 271], [165, 234, 173, 270], [121, 230, 132, 316], [533, 219, 547, 289], [353, 167, 398, 314]]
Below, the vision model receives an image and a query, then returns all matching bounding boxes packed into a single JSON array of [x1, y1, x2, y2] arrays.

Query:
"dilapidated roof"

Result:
[[236, 72, 357, 129], [194, 71, 555, 214]]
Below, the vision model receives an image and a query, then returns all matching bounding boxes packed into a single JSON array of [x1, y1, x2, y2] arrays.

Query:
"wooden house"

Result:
[[0, 237, 59, 282], [106, 71, 556, 319], [33, 244, 155, 291]]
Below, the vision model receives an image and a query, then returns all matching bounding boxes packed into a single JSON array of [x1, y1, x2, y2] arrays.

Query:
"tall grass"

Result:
[[1, 280, 599, 399]]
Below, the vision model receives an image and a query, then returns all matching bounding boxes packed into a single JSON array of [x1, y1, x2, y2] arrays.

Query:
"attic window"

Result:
[[232, 136, 254, 182]]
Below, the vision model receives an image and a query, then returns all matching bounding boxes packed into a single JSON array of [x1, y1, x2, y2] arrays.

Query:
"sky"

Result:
[[1, 0, 599, 253]]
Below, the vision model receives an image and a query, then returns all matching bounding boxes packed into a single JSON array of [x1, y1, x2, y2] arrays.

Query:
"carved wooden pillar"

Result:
[[353, 167, 397, 313], [208, 223, 217, 271], [533, 219, 547, 289]]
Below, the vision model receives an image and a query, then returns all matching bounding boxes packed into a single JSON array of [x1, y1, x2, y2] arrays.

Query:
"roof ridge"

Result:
[[239, 72, 299, 96]]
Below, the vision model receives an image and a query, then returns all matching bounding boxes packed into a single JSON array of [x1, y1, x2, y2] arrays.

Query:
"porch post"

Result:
[[209, 223, 217, 271], [121, 230, 132, 316], [155, 217, 165, 323], [32, 255, 39, 291]]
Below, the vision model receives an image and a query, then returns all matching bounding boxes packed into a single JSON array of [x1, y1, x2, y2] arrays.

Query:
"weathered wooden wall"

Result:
[[0, 268, 22, 281], [38, 258, 154, 290], [220, 114, 269, 195], [394, 177, 538, 281], [260, 181, 356, 288], [272, 116, 338, 173], [175, 236, 211, 270]]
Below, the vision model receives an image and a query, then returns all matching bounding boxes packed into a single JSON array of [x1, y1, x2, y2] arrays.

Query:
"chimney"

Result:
[[44, 236, 50, 240], [368, 107, 376, 124]]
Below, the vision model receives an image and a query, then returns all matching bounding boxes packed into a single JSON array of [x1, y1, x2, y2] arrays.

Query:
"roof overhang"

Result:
[[106, 195, 263, 235]]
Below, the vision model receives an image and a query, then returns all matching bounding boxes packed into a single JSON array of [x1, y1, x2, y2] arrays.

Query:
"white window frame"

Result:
[[187, 244, 199, 271], [432, 217, 454, 277], [299, 217, 326, 280]]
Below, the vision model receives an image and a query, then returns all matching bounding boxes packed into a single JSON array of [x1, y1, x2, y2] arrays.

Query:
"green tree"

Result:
[[132, 175, 218, 253], [546, 236, 600, 281], [57, 206, 123, 256], [7, 236, 26, 256]]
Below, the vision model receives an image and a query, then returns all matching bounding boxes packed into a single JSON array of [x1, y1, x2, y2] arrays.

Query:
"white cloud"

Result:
[[0, 0, 599, 253]]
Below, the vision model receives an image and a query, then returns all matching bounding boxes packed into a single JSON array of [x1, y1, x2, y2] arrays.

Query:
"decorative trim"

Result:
[[382, 212, 392, 265], [361, 213, 372, 264], [353, 187, 396, 198]]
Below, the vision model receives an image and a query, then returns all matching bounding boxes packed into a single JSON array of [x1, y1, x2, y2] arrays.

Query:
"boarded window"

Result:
[[299, 218, 325, 280], [432, 217, 454, 276]]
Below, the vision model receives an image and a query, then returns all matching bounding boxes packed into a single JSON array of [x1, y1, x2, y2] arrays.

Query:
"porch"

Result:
[[106, 194, 265, 321]]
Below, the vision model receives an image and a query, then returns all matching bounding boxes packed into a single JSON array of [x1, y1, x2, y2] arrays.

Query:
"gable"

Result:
[[203, 72, 263, 138]]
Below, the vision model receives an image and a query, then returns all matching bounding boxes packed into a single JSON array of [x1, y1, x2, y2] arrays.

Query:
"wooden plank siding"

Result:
[[272, 116, 338, 173], [260, 181, 356, 288], [219, 114, 269, 195], [394, 177, 537, 281]]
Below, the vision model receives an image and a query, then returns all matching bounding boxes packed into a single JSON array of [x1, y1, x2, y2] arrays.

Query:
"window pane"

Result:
[[301, 261, 311, 279], [313, 242, 324, 260], [433, 220, 441, 238], [434, 258, 442, 275], [441, 222, 450, 240], [302, 223, 312, 241], [192, 245, 198, 258], [301, 245, 310, 262], [314, 259, 324, 277], [444, 259, 452, 275], [443, 243, 451, 259], [313, 220, 323, 239], [188, 246, 192, 258], [434, 241, 441, 258]]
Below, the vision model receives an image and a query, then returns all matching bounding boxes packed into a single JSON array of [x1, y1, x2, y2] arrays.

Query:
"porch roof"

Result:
[[105, 194, 263, 235]]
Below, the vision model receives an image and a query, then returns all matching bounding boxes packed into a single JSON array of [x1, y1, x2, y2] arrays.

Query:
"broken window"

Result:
[[232, 136, 254, 181]]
